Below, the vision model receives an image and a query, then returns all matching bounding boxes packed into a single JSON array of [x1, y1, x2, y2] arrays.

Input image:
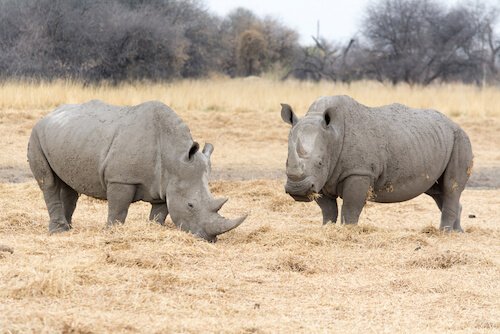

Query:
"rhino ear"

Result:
[[281, 103, 298, 126], [202, 143, 214, 160], [323, 108, 334, 127], [188, 141, 200, 161]]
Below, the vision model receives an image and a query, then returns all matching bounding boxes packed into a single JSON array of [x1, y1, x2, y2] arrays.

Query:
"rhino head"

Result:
[[280, 103, 343, 202], [166, 142, 246, 242]]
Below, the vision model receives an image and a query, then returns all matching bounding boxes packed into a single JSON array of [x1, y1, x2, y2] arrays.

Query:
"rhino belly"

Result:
[[372, 148, 449, 203], [373, 175, 437, 203]]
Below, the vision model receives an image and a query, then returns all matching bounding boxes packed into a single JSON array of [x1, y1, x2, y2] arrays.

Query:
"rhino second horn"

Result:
[[296, 137, 307, 157], [206, 214, 247, 236], [211, 197, 228, 212]]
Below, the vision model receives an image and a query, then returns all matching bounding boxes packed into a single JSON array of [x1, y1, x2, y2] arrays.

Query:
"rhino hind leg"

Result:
[[428, 193, 463, 232], [106, 183, 136, 226], [149, 203, 168, 225], [439, 195, 464, 232], [28, 133, 71, 233], [60, 182, 79, 225], [44, 177, 72, 233], [428, 131, 471, 232]]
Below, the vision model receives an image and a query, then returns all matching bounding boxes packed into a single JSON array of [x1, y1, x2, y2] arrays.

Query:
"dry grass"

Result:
[[1, 79, 499, 118], [1, 79, 499, 332]]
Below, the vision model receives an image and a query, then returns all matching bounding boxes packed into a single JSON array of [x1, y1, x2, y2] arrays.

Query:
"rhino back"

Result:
[[35, 100, 192, 200]]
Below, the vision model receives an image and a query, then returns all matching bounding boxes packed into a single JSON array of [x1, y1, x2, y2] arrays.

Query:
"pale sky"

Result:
[[204, 0, 499, 45]]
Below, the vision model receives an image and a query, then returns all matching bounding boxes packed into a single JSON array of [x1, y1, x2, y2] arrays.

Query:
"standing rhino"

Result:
[[28, 100, 246, 241], [281, 95, 473, 231]]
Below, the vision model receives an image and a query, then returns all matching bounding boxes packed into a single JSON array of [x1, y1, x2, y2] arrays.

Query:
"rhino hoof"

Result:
[[322, 220, 337, 225], [440, 225, 464, 233], [49, 221, 72, 234]]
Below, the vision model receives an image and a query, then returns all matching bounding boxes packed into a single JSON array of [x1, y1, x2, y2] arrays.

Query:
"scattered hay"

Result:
[[307, 192, 321, 201], [268, 195, 294, 212], [104, 252, 176, 269], [144, 272, 181, 292], [389, 279, 414, 291], [407, 251, 492, 269], [326, 223, 378, 235], [310, 223, 382, 246], [420, 225, 441, 235], [394, 234, 430, 247], [74, 271, 102, 286], [0, 212, 39, 233], [103, 239, 131, 251], [268, 255, 315, 274], [242, 225, 272, 243], [3, 267, 75, 299], [465, 226, 495, 236], [61, 323, 94, 334]]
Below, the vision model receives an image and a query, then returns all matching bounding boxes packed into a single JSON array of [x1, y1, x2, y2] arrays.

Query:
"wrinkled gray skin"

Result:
[[28, 100, 246, 242], [281, 95, 473, 232]]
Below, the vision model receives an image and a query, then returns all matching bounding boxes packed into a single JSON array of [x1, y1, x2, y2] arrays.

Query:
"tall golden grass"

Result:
[[1, 79, 499, 332], [1, 78, 499, 117]]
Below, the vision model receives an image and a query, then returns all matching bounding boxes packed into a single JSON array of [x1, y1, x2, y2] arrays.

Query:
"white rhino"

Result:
[[28, 100, 246, 241], [281, 95, 473, 231]]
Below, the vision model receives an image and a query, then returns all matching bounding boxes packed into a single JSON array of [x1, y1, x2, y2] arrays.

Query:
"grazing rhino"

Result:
[[28, 100, 246, 241], [281, 95, 473, 231]]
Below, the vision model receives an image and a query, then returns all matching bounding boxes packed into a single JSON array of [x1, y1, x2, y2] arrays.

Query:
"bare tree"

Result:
[[286, 37, 360, 82], [236, 29, 268, 76], [361, 0, 499, 84], [0, 0, 496, 84], [219, 7, 300, 77]]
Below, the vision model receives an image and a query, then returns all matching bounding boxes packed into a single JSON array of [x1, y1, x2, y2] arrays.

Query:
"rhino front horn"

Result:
[[206, 214, 247, 236]]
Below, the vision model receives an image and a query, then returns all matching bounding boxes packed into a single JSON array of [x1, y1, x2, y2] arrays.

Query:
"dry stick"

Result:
[[0, 244, 14, 254]]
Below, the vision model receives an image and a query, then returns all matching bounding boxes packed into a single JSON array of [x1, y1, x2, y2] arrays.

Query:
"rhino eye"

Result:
[[188, 203, 194, 208]]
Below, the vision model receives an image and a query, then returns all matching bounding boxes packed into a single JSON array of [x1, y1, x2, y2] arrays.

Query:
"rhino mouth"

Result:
[[289, 194, 313, 202], [285, 177, 317, 202]]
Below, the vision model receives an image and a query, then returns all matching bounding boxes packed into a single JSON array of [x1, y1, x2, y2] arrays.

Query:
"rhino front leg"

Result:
[[149, 203, 168, 225], [340, 176, 371, 225], [315, 195, 338, 224], [106, 183, 136, 226]]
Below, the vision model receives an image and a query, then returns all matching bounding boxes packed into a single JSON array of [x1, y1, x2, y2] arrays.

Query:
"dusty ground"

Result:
[[0, 80, 499, 333]]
